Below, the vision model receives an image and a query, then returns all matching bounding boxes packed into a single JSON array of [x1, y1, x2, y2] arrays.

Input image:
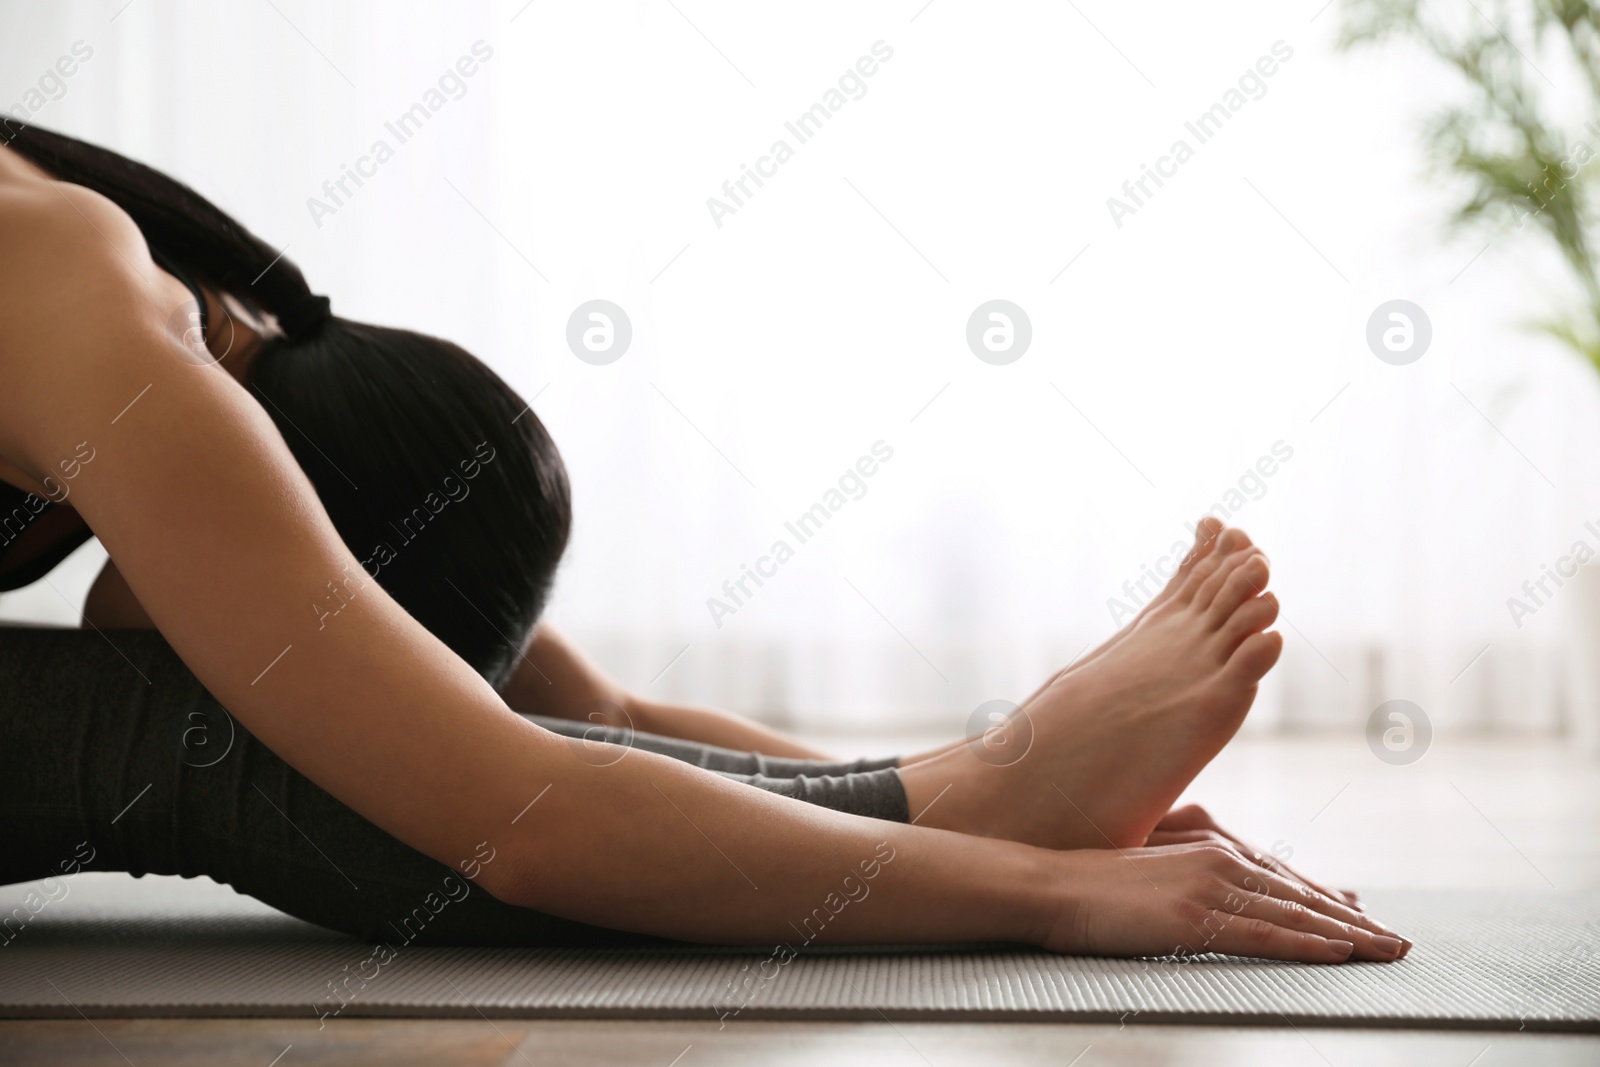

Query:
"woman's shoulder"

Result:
[[0, 168, 167, 464], [0, 170, 158, 369], [0, 172, 149, 295]]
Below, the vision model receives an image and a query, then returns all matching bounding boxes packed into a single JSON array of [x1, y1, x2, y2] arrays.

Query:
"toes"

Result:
[[1130, 521, 1230, 625], [1192, 546, 1267, 613], [1154, 519, 1229, 606], [1214, 527, 1250, 555], [1221, 592, 1279, 648], [1176, 526, 1248, 603], [1172, 520, 1222, 577], [1211, 525, 1254, 556], [1182, 518, 1225, 569], [1227, 629, 1283, 683], [1205, 553, 1271, 622]]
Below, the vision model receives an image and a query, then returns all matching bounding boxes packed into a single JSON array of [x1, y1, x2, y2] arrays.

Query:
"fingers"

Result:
[[1149, 806, 1366, 913], [1249, 849, 1364, 913], [1146, 827, 1360, 913], [1051, 843, 1405, 965], [1227, 892, 1403, 962], [1215, 851, 1410, 957], [1190, 911, 1358, 964]]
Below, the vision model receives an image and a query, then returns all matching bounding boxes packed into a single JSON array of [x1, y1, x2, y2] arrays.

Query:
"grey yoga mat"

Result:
[[0, 874, 1595, 1030]]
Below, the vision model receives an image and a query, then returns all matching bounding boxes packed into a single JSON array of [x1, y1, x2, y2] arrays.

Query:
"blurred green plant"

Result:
[[1341, 0, 1600, 367]]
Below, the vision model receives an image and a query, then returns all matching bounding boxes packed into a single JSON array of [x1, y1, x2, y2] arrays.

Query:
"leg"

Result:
[[0, 627, 903, 951], [521, 713, 908, 822]]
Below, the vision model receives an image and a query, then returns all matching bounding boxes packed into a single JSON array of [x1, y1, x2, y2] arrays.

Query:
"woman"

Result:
[[0, 121, 1408, 961]]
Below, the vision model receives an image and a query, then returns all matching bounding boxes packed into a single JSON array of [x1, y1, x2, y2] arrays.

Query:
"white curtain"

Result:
[[4, 0, 1598, 740]]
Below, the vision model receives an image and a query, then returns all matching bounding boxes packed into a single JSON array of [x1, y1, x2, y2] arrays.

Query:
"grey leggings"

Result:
[[0, 627, 906, 945]]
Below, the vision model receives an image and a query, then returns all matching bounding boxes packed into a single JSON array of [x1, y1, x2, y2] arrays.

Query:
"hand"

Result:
[[1043, 841, 1412, 963], [1146, 803, 1362, 911]]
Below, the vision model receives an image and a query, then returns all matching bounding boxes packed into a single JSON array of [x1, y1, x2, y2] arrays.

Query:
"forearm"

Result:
[[625, 697, 834, 759], [501, 626, 833, 759], [498, 725, 1058, 945]]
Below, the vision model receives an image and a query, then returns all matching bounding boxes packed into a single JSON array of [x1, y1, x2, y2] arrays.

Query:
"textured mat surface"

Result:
[[0, 875, 1595, 1030]]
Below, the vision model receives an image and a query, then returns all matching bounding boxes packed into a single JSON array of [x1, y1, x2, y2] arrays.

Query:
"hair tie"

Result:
[[279, 293, 333, 342]]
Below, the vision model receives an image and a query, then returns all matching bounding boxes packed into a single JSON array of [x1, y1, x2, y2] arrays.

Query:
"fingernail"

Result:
[[1329, 939, 1355, 958], [1372, 935, 1402, 956]]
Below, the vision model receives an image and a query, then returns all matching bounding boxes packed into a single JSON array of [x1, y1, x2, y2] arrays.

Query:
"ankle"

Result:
[[898, 751, 976, 832]]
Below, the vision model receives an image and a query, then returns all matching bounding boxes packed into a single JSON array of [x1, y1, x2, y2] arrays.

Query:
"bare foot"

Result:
[[898, 519, 1240, 771], [1018, 518, 1235, 701], [902, 538, 1281, 850]]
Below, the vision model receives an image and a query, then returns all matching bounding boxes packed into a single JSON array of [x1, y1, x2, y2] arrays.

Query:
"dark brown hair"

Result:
[[2, 119, 569, 687]]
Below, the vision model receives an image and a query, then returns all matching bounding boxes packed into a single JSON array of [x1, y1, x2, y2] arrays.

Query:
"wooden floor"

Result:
[[1, 1018, 1596, 1066], [2, 735, 1596, 1064]]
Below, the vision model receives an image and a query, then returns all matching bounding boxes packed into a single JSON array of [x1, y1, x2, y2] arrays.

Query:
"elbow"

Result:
[[470, 845, 532, 909], [473, 829, 625, 922], [470, 837, 557, 913]]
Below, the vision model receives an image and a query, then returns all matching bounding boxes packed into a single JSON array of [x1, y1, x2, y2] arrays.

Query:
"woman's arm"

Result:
[[0, 186, 1399, 959], [500, 626, 834, 759], [80, 558, 837, 759], [0, 189, 966, 939], [0, 184, 1046, 945]]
